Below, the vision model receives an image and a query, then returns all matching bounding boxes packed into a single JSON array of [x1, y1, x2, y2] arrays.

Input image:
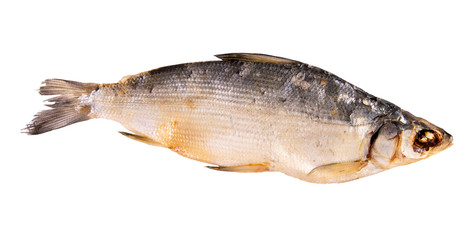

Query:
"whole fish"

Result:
[[25, 53, 453, 183]]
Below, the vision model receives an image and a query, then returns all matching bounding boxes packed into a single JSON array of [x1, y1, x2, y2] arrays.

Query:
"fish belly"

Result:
[[90, 86, 371, 178]]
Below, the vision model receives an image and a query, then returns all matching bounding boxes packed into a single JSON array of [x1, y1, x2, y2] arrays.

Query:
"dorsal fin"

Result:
[[215, 53, 299, 64]]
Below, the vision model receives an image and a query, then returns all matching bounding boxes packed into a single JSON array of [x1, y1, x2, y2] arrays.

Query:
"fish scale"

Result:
[[26, 53, 452, 183]]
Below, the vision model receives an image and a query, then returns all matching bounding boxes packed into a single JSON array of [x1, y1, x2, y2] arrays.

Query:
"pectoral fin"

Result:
[[119, 131, 165, 147], [206, 163, 270, 173], [307, 160, 368, 183]]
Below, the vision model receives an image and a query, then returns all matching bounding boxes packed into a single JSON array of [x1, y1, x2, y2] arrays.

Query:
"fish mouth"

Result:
[[445, 133, 454, 149], [430, 131, 453, 156]]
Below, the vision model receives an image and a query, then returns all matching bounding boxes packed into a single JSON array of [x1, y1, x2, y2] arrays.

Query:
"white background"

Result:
[[1, 1, 474, 239]]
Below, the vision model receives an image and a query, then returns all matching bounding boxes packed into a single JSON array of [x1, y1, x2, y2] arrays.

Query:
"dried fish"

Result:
[[26, 53, 453, 183]]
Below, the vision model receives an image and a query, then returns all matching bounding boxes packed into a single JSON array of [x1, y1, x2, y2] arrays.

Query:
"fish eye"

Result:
[[414, 129, 442, 151]]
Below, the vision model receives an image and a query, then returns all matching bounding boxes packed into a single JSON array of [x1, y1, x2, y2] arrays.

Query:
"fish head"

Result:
[[397, 111, 453, 165], [370, 111, 453, 170]]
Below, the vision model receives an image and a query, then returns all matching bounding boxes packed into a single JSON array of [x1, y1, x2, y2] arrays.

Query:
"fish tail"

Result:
[[25, 79, 99, 135]]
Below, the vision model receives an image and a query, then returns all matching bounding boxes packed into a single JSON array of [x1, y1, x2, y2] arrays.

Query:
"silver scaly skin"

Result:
[[26, 53, 452, 183]]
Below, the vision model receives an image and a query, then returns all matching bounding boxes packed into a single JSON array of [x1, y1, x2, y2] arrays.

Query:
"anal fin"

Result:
[[119, 131, 165, 147], [206, 163, 270, 173], [307, 160, 368, 183]]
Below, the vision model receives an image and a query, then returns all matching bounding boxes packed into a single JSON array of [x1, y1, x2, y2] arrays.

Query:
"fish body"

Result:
[[26, 53, 452, 183]]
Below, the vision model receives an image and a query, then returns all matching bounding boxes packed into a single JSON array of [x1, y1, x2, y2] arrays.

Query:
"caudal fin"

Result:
[[25, 79, 99, 135]]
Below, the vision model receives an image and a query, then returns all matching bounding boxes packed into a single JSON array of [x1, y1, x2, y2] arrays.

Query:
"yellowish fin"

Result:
[[307, 160, 368, 182], [119, 131, 165, 147], [207, 163, 270, 173]]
